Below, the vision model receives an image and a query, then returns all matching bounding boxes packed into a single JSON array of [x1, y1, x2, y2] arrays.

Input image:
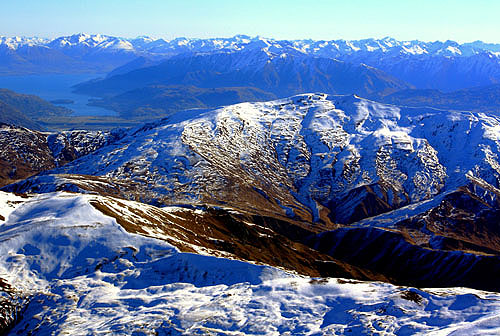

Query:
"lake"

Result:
[[0, 73, 117, 116]]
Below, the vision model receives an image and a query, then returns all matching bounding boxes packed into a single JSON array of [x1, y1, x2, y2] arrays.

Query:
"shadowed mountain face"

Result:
[[73, 52, 411, 120], [87, 85, 277, 119], [0, 104, 41, 131], [74, 51, 411, 98], [0, 89, 72, 118], [0, 88, 76, 130], [0, 124, 125, 187], [379, 84, 500, 113], [4, 93, 500, 291]]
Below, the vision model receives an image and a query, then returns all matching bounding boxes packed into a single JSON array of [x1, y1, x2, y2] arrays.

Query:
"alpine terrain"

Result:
[[3, 34, 500, 92], [2, 92, 500, 334]]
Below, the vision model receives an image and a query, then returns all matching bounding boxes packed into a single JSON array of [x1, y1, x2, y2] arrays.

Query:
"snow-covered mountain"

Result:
[[73, 50, 411, 101], [5, 93, 500, 292], [48, 33, 134, 52], [3, 33, 500, 334], [1, 190, 500, 335], [4, 33, 498, 58], [0, 36, 48, 49], [1, 34, 500, 90], [12, 93, 499, 221], [3, 92, 500, 333]]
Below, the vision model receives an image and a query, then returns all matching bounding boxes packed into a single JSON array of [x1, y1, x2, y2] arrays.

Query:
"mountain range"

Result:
[[2, 34, 500, 63], [65, 34, 500, 121], [2, 92, 500, 333], [4, 93, 500, 289], [2, 33, 500, 91], [74, 51, 410, 119], [2, 34, 500, 125], [2, 33, 500, 334]]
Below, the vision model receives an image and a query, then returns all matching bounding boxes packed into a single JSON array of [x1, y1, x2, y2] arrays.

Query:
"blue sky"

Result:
[[1, 0, 499, 42]]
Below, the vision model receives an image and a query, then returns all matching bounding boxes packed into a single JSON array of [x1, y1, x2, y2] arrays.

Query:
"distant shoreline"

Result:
[[50, 99, 74, 105]]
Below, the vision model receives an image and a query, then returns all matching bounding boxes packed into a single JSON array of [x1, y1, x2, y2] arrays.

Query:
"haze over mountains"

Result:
[[2, 33, 500, 126], [2, 34, 500, 82], [1, 33, 499, 88]]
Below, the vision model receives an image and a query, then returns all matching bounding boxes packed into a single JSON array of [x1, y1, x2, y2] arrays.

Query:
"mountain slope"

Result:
[[17, 93, 497, 222], [106, 56, 160, 77], [1, 191, 500, 335], [74, 51, 411, 99], [0, 88, 76, 130], [0, 88, 72, 119], [88, 84, 277, 119], [5, 93, 500, 291], [380, 84, 500, 113], [0, 103, 41, 130], [0, 124, 125, 187], [360, 51, 500, 91]]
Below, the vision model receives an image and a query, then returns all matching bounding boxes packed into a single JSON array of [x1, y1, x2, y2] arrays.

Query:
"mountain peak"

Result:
[[1, 34, 499, 57]]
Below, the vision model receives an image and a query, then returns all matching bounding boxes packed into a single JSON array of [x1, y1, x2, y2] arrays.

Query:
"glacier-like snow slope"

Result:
[[23, 93, 500, 224], [1, 191, 500, 335]]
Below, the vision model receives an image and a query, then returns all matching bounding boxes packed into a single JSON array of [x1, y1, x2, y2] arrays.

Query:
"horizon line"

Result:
[[1, 33, 499, 45]]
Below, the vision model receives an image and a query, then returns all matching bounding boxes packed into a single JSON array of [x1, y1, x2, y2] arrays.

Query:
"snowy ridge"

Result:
[[47, 33, 135, 54], [0, 191, 25, 224], [17, 93, 499, 225], [1, 191, 500, 335], [0, 36, 48, 50], [2, 34, 500, 58], [2, 34, 500, 90]]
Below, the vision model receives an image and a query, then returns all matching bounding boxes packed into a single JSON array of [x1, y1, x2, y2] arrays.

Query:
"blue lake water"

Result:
[[0, 73, 117, 116]]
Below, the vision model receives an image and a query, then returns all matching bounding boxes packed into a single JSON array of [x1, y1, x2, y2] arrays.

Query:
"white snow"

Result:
[[4, 34, 499, 59], [402, 44, 428, 55], [0, 191, 25, 224], [446, 45, 463, 55], [10, 93, 500, 224], [1, 191, 500, 335]]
